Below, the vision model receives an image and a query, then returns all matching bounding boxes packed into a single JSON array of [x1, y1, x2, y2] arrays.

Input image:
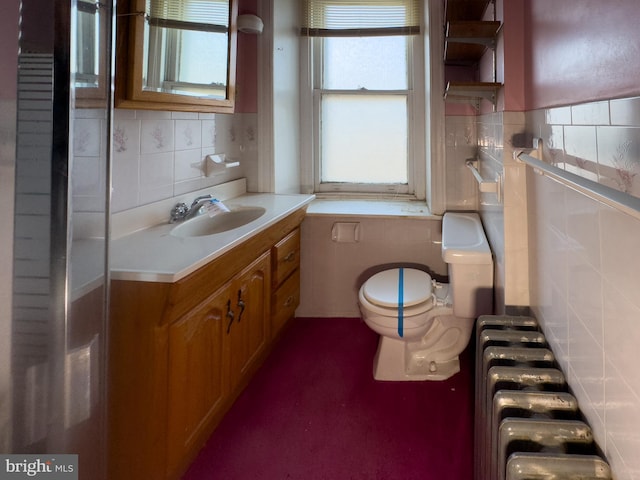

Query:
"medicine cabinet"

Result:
[[115, 0, 238, 113]]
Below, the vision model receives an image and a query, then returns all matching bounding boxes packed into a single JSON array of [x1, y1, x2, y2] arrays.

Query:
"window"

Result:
[[301, 0, 424, 196]]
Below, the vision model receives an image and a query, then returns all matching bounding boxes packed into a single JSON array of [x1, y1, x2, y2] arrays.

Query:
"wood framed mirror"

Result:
[[115, 0, 237, 113]]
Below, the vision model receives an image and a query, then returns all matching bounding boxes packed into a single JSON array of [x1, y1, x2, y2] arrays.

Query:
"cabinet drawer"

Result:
[[272, 269, 300, 336], [272, 228, 300, 287]]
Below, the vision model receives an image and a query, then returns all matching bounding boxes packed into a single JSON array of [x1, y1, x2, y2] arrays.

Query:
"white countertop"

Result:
[[110, 193, 314, 283]]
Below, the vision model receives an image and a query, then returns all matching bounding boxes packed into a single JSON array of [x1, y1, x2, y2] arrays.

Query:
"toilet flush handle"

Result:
[[430, 279, 439, 306], [431, 280, 448, 307]]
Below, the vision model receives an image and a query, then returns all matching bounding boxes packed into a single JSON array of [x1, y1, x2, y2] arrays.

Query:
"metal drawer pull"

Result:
[[283, 295, 295, 307], [236, 290, 245, 323], [283, 251, 296, 262], [225, 300, 235, 334]]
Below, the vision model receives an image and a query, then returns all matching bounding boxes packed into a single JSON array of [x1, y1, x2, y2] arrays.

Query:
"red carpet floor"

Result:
[[183, 317, 474, 480]]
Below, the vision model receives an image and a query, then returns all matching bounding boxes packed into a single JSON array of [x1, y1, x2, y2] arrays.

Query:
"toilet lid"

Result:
[[362, 268, 433, 308]]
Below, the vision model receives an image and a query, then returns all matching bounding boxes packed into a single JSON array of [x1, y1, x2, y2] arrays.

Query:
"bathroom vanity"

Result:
[[107, 186, 312, 479]]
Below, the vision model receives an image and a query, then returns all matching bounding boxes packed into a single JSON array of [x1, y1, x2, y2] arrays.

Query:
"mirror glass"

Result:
[[142, 0, 230, 100], [76, 0, 101, 88], [75, 0, 108, 106]]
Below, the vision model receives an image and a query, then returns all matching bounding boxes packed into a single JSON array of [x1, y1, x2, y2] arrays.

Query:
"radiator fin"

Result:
[[474, 315, 612, 480]]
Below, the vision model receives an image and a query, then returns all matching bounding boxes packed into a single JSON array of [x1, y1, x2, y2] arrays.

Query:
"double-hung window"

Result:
[[301, 0, 424, 196]]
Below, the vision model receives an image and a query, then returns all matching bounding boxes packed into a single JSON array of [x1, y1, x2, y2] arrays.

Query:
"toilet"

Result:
[[358, 212, 493, 381]]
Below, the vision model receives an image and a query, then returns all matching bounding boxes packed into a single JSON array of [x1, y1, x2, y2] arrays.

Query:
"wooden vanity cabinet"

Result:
[[166, 252, 270, 478], [166, 283, 228, 479], [108, 208, 306, 480], [271, 228, 301, 337], [225, 252, 271, 397]]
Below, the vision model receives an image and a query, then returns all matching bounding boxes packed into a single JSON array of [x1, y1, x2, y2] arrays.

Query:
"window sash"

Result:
[[319, 91, 409, 185], [312, 90, 415, 195], [322, 35, 409, 90], [301, 0, 420, 37]]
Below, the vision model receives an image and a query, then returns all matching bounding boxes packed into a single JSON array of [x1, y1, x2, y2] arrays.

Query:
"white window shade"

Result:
[[301, 0, 420, 36], [147, 0, 229, 33]]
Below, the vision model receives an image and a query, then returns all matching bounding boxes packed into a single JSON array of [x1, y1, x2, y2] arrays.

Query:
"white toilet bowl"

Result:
[[358, 212, 494, 381], [358, 268, 471, 380], [358, 268, 436, 340]]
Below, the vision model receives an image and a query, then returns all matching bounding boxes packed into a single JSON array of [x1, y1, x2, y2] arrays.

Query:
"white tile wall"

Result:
[[108, 110, 259, 213], [524, 97, 640, 479], [463, 96, 640, 479], [72, 109, 107, 213], [444, 115, 479, 210], [571, 101, 610, 126], [529, 173, 640, 479], [475, 110, 530, 310]]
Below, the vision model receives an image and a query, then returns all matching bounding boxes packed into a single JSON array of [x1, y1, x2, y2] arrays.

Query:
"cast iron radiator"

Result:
[[474, 315, 612, 480]]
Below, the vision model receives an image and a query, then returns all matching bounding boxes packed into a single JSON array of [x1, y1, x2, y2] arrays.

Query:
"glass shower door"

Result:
[[10, 1, 112, 478]]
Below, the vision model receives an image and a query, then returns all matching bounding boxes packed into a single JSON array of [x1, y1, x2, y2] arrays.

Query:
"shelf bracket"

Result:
[[443, 82, 501, 110]]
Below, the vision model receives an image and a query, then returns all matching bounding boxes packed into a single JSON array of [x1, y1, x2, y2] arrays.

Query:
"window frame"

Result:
[[300, 24, 426, 198]]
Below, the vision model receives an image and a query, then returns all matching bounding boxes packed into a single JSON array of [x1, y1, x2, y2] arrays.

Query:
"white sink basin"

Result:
[[170, 207, 266, 238]]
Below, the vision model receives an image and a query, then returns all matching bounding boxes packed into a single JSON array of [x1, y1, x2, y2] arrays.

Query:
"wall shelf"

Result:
[[443, 0, 499, 110], [444, 21, 501, 65], [444, 81, 502, 108], [445, 0, 493, 21]]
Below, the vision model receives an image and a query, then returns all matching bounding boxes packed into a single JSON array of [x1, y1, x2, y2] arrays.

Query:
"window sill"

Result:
[[306, 198, 438, 219]]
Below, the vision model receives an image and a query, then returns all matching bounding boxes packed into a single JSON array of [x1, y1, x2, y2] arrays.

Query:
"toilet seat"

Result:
[[360, 268, 434, 316]]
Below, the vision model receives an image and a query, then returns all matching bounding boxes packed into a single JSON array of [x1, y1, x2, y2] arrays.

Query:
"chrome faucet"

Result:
[[169, 194, 215, 223]]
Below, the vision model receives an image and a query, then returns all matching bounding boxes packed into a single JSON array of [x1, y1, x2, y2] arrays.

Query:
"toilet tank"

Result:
[[441, 212, 493, 319]]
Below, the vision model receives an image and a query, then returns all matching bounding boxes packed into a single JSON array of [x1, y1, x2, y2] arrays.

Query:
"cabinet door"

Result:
[[166, 283, 229, 478], [227, 252, 271, 394]]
